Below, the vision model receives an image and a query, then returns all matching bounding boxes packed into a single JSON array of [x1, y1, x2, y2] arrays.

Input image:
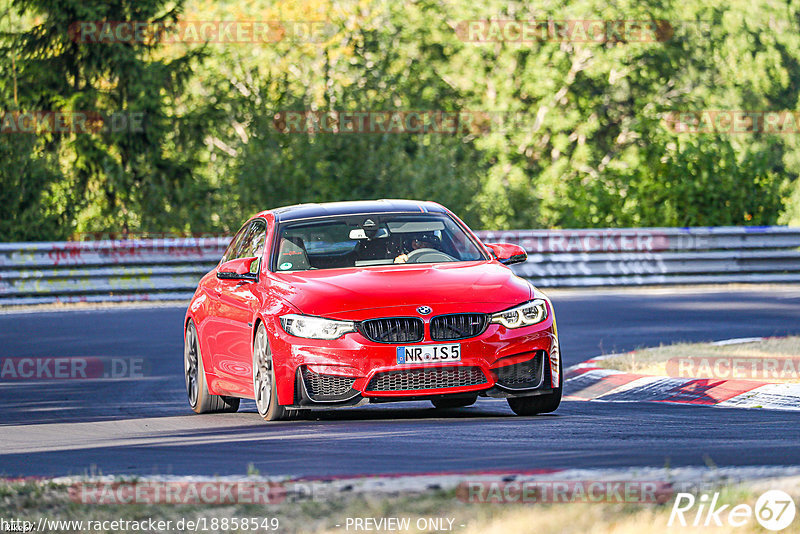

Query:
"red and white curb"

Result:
[[565, 337, 800, 410]]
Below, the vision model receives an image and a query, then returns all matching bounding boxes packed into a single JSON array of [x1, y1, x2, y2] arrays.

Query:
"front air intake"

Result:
[[359, 317, 424, 343], [493, 351, 545, 390], [430, 313, 489, 341], [301, 368, 357, 401], [366, 366, 487, 392]]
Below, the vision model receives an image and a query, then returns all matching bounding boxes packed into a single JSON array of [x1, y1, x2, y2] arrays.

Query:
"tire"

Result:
[[253, 323, 305, 421], [507, 354, 563, 416], [431, 395, 477, 409], [185, 320, 240, 414]]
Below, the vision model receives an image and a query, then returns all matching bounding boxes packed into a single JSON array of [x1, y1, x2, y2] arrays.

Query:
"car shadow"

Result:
[[237, 398, 560, 422]]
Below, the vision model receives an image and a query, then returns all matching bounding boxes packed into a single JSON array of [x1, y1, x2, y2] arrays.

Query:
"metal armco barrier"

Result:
[[0, 227, 798, 305], [0, 238, 228, 306], [476, 226, 800, 287]]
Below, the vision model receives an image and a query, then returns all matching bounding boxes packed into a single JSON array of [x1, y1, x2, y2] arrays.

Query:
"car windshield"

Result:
[[273, 213, 487, 271]]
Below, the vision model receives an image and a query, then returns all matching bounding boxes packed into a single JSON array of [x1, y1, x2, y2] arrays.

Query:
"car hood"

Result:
[[269, 261, 533, 319]]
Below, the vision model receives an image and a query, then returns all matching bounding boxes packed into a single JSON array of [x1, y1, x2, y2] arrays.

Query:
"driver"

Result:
[[394, 233, 439, 263]]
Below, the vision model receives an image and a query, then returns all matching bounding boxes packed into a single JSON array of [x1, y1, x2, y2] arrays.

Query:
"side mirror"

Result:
[[485, 243, 527, 266], [217, 257, 259, 281]]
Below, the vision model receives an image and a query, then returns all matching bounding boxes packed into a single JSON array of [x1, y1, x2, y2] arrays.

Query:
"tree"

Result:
[[2, 0, 211, 237]]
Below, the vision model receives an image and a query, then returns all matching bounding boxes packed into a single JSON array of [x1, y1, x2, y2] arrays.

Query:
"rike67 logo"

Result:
[[669, 490, 796, 531]]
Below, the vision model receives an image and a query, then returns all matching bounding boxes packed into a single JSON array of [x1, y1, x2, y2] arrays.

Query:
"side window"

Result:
[[221, 223, 251, 264], [242, 220, 267, 274]]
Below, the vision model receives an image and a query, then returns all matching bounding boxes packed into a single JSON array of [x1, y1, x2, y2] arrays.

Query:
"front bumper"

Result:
[[269, 311, 559, 407]]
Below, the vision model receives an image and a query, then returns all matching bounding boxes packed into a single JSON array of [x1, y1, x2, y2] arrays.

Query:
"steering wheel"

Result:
[[405, 248, 456, 264]]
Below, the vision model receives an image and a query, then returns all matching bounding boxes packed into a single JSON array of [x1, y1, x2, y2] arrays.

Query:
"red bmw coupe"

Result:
[[184, 200, 561, 421]]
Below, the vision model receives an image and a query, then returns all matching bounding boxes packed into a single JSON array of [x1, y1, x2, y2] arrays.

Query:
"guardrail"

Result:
[[0, 238, 228, 306], [0, 227, 798, 305], [476, 226, 800, 287]]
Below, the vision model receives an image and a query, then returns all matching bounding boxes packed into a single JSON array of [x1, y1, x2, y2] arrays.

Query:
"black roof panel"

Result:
[[272, 199, 446, 222]]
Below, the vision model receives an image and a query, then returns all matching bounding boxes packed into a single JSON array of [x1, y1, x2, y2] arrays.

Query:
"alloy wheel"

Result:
[[184, 324, 199, 407], [253, 326, 272, 415]]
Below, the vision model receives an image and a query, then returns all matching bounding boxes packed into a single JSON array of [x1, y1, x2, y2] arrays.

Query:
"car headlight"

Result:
[[280, 314, 356, 340], [491, 299, 548, 328]]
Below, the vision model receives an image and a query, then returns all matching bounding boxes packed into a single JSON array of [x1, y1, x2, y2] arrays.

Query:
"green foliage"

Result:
[[1, 0, 210, 237], [0, 134, 70, 241]]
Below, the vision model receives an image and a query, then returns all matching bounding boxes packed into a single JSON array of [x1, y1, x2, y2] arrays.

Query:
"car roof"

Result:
[[265, 199, 448, 222]]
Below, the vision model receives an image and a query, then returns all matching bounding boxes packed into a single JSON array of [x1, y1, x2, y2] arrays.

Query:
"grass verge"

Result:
[[2, 476, 800, 533]]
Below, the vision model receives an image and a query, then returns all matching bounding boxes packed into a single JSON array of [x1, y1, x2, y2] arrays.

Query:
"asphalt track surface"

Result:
[[1, 287, 800, 478]]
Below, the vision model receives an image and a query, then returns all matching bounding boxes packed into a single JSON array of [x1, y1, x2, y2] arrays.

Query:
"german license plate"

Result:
[[396, 344, 461, 364]]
